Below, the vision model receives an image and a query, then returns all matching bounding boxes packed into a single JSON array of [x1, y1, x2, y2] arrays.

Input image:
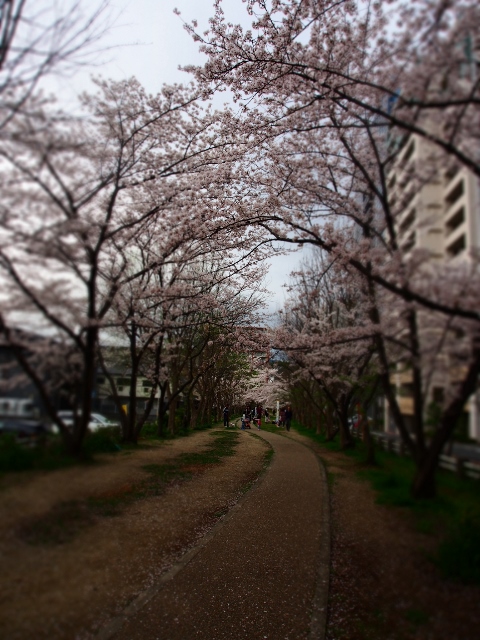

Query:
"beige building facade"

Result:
[[384, 134, 480, 441]]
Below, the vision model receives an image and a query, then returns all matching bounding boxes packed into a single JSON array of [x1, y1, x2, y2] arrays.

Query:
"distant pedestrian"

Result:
[[279, 407, 286, 427], [285, 405, 293, 431], [264, 408, 270, 423], [223, 406, 229, 427]]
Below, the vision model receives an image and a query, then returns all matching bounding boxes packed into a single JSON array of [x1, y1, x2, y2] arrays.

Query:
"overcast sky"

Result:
[[52, 0, 303, 315]]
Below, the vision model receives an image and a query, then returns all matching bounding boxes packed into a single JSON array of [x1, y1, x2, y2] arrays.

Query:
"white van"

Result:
[[0, 398, 39, 419]]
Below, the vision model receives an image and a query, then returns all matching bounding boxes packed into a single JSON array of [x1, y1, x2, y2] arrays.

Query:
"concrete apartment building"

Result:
[[384, 134, 480, 441]]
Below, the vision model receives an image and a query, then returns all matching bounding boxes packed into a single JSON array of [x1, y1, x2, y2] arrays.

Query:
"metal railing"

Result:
[[352, 429, 480, 481]]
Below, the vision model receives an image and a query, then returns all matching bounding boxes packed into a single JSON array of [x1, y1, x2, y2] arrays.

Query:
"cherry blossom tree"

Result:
[[189, 0, 479, 174], [0, 70, 273, 453], [97, 201, 269, 442], [182, 0, 480, 497], [275, 250, 379, 450], [0, 75, 261, 453], [0, 0, 110, 130]]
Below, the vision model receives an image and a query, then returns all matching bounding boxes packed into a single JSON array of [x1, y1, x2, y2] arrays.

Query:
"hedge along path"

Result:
[[0, 428, 271, 640], [108, 428, 330, 640]]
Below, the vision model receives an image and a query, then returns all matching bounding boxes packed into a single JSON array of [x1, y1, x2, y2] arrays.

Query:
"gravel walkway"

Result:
[[104, 429, 330, 640]]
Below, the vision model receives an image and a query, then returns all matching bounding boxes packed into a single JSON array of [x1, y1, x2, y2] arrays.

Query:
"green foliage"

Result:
[[83, 427, 122, 454], [437, 513, 480, 584], [358, 463, 417, 508], [0, 434, 38, 472], [0, 434, 79, 473], [140, 421, 159, 439], [405, 608, 430, 627], [296, 419, 480, 585], [192, 421, 213, 432]]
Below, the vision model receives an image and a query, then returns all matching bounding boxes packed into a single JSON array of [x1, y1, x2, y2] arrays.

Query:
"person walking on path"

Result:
[[256, 406, 262, 429], [223, 406, 229, 427], [285, 405, 293, 431]]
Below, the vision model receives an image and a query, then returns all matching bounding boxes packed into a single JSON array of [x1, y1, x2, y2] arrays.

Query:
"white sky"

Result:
[[50, 0, 301, 315]]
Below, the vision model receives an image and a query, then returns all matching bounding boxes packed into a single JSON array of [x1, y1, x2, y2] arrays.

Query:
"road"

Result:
[[97, 429, 330, 640]]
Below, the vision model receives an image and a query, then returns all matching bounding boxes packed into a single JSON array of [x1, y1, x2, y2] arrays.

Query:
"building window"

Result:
[[403, 231, 416, 252], [447, 234, 466, 257], [400, 208, 416, 233], [402, 139, 415, 165], [445, 179, 464, 209], [446, 206, 465, 235], [399, 383, 414, 397]]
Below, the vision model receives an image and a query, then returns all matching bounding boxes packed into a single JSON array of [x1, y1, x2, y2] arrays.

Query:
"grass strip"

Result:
[[17, 429, 240, 546], [292, 420, 480, 585]]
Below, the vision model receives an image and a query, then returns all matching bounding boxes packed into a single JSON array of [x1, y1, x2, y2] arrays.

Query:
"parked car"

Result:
[[56, 411, 120, 432], [0, 417, 48, 444]]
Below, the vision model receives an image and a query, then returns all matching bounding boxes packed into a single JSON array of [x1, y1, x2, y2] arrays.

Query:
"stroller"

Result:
[[241, 415, 252, 429]]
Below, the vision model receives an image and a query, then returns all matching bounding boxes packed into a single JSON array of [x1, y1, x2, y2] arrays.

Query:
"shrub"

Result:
[[437, 513, 480, 584], [82, 427, 122, 454], [0, 434, 37, 472]]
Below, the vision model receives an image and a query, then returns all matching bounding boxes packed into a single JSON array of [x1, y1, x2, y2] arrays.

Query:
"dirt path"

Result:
[[0, 429, 270, 640], [106, 428, 329, 640]]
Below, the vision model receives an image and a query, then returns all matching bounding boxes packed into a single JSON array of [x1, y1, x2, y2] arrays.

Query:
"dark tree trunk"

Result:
[[156, 382, 168, 437], [362, 419, 376, 465], [70, 326, 98, 456]]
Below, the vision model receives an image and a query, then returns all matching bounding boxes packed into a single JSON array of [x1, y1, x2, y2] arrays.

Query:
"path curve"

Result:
[[101, 429, 330, 640]]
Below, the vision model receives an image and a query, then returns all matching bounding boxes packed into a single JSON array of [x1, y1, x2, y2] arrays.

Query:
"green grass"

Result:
[[0, 419, 221, 475], [17, 500, 94, 545], [260, 421, 295, 436], [437, 512, 480, 584], [0, 434, 88, 473], [293, 420, 480, 585], [405, 608, 430, 627], [263, 446, 274, 467]]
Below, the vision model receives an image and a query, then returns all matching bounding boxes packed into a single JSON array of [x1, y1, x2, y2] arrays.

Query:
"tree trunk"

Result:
[[362, 419, 376, 465], [70, 326, 98, 456], [126, 321, 138, 443], [156, 382, 168, 437], [339, 401, 355, 450], [168, 396, 178, 436], [411, 456, 437, 499]]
